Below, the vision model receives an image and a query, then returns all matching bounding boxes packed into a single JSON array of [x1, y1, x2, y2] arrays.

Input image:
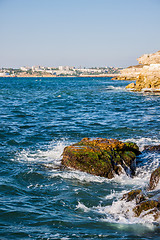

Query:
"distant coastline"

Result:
[[0, 66, 121, 78], [0, 73, 120, 78]]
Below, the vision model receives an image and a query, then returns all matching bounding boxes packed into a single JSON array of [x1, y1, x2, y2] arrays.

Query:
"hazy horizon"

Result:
[[0, 0, 160, 68]]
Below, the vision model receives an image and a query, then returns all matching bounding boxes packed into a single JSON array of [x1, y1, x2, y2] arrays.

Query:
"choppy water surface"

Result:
[[0, 77, 160, 239]]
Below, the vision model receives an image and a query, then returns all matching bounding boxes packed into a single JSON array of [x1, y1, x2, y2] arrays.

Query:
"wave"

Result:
[[15, 137, 160, 186], [76, 197, 160, 227], [15, 139, 68, 166], [105, 86, 126, 91], [123, 137, 160, 152], [14, 137, 160, 226]]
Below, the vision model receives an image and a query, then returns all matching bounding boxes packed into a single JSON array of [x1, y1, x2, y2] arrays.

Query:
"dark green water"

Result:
[[0, 77, 160, 239]]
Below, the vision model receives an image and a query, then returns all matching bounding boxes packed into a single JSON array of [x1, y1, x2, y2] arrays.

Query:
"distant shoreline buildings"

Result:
[[0, 65, 122, 77]]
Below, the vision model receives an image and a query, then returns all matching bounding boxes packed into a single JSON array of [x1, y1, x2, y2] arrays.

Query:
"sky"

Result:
[[0, 0, 160, 68]]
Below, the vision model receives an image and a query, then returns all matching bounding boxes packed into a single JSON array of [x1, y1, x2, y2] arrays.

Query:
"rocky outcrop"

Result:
[[62, 138, 160, 220], [114, 50, 160, 91], [62, 138, 140, 179], [137, 51, 160, 65], [125, 82, 136, 89], [112, 65, 144, 81], [133, 64, 160, 91]]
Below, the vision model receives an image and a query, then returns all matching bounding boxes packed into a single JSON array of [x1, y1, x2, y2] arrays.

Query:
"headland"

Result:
[[113, 50, 160, 92]]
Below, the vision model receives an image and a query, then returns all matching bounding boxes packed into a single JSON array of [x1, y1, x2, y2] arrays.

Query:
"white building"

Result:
[[32, 66, 45, 72], [59, 66, 70, 71], [20, 66, 31, 71]]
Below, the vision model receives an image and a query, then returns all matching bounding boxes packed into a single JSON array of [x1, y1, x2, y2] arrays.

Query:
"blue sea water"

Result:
[[0, 77, 160, 240]]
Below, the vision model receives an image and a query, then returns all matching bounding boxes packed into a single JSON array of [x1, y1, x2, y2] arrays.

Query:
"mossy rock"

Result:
[[62, 138, 140, 179], [133, 200, 160, 217], [149, 166, 160, 190]]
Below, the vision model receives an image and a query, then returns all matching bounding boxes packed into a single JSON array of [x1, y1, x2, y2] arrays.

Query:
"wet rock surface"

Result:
[[133, 200, 160, 218], [121, 189, 146, 204], [62, 138, 140, 179], [144, 145, 160, 153], [149, 167, 160, 190], [121, 166, 160, 220]]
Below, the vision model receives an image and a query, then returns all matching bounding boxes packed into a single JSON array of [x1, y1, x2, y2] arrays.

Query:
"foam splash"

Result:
[[50, 169, 110, 183], [76, 202, 90, 212], [105, 189, 127, 200], [15, 137, 160, 226], [98, 200, 159, 226], [105, 86, 126, 91], [15, 137, 160, 188], [76, 198, 160, 226], [123, 137, 160, 152], [16, 139, 69, 166]]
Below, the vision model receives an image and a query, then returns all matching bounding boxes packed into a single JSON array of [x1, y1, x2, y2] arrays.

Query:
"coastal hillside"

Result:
[[114, 50, 160, 91]]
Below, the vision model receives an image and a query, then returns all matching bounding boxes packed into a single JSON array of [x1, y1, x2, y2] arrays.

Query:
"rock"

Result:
[[149, 167, 160, 190], [113, 50, 160, 91], [125, 82, 136, 89], [121, 188, 160, 220], [62, 138, 140, 179], [112, 65, 145, 81], [119, 164, 160, 220], [144, 145, 160, 152], [133, 200, 160, 218], [122, 189, 146, 204], [137, 51, 160, 65], [135, 65, 160, 91]]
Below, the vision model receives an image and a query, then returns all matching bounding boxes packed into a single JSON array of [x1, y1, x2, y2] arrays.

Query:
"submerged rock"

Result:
[[149, 166, 160, 190], [62, 138, 140, 179], [144, 145, 160, 153]]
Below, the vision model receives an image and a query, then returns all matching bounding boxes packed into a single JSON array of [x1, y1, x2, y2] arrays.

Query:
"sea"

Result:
[[0, 77, 160, 240]]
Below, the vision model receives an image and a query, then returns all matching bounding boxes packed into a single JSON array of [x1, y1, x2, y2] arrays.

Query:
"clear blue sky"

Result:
[[0, 0, 160, 68]]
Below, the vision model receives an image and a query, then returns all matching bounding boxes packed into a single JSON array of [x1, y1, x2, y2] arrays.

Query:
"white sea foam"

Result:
[[76, 199, 160, 226], [50, 169, 110, 183], [76, 202, 90, 212], [105, 189, 126, 200], [16, 139, 69, 166], [123, 137, 160, 152], [105, 86, 126, 91]]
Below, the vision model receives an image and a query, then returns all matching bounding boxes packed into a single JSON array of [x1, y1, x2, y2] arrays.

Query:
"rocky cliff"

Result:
[[112, 65, 144, 81], [133, 64, 160, 91], [137, 51, 160, 65], [114, 50, 160, 91], [113, 64, 144, 81]]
